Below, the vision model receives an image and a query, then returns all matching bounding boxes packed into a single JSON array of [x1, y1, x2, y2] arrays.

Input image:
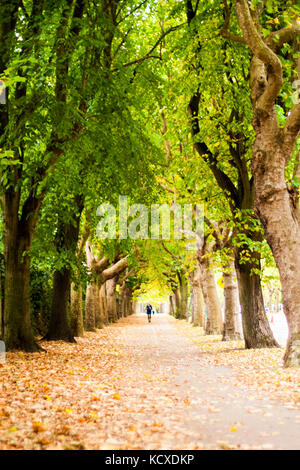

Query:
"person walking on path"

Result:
[[146, 304, 153, 323]]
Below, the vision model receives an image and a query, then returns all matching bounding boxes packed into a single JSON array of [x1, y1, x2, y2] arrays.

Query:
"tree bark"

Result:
[[190, 267, 205, 330], [70, 283, 84, 337], [235, 251, 278, 348], [45, 197, 83, 342], [106, 276, 118, 323], [252, 152, 300, 363], [4, 249, 39, 351], [222, 261, 242, 340], [124, 286, 133, 316], [234, 0, 300, 364], [0, 263, 3, 339], [174, 287, 181, 318], [199, 258, 223, 335], [169, 295, 175, 316], [85, 282, 97, 331], [100, 282, 108, 324], [94, 282, 103, 329], [3, 200, 40, 351], [46, 269, 74, 342], [179, 274, 189, 320]]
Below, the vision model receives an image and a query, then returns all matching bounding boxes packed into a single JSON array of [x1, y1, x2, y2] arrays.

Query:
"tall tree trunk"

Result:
[[106, 276, 118, 323], [117, 284, 124, 319], [70, 283, 84, 337], [4, 248, 39, 351], [124, 286, 133, 316], [0, 264, 3, 339], [234, 0, 300, 364], [3, 203, 40, 351], [190, 267, 205, 330], [252, 155, 300, 364], [199, 259, 223, 335], [46, 269, 74, 342], [235, 250, 279, 348], [222, 261, 242, 340], [94, 282, 102, 329], [118, 284, 128, 319], [174, 287, 181, 318], [45, 199, 83, 341], [85, 282, 97, 331], [179, 275, 189, 320], [169, 295, 175, 316], [132, 300, 137, 316], [100, 282, 108, 324]]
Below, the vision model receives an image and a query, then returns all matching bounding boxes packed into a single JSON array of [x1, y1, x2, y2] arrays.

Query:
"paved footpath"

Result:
[[96, 313, 300, 450]]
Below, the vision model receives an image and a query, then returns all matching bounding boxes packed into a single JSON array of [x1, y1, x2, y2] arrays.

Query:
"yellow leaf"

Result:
[[113, 394, 120, 400], [64, 408, 74, 413], [32, 421, 46, 433], [128, 426, 137, 432], [8, 427, 18, 433]]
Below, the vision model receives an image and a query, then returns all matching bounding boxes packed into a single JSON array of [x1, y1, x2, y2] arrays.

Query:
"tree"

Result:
[[231, 0, 300, 365], [0, 0, 86, 350], [172, 0, 278, 348]]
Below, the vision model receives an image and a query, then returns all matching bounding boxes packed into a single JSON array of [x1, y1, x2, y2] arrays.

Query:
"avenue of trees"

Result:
[[0, 0, 299, 366]]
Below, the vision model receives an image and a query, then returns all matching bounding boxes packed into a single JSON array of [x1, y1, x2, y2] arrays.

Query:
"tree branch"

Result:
[[188, 92, 240, 208], [221, 0, 246, 44], [112, 23, 185, 72], [284, 57, 300, 152], [116, 0, 149, 25], [100, 257, 128, 283], [235, 0, 283, 114], [266, 21, 300, 51]]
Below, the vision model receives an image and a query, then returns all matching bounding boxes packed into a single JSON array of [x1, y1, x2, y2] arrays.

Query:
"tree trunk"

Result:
[[3, 205, 40, 351], [94, 282, 103, 329], [46, 269, 74, 342], [124, 286, 133, 316], [222, 261, 242, 340], [132, 300, 137, 316], [199, 259, 223, 335], [250, 89, 300, 366], [235, 251, 279, 348], [85, 283, 97, 331], [100, 282, 108, 324], [4, 251, 39, 351], [234, 0, 300, 364], [169, 295, 175, 316], [118, 284, 129, 319], [46, 196, 83, 341], [70, 283, 84, 337], [252, 151, 300, 364], [106, 276, 118, 323], [174, 287, 181, 318], [181, 275, 189, 320], [0, 264, 3, 339], [190, 267, 205, 330]]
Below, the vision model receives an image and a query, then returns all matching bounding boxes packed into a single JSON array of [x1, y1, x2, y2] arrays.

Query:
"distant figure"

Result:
[[146, 304, 152, 323]]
